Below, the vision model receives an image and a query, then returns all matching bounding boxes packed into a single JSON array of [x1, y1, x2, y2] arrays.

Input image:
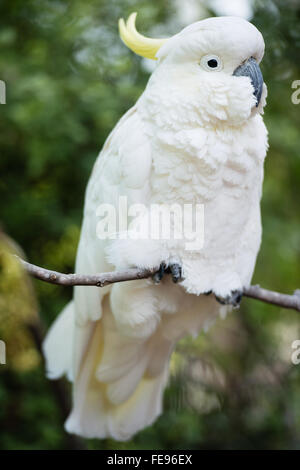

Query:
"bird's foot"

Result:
[[215, 289, 243, 309], [152, 263, 167, 284], [152, 262, 183, 284]]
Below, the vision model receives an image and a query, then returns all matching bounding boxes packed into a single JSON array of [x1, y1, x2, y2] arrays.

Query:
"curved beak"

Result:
[[233, 57, 264, 107]]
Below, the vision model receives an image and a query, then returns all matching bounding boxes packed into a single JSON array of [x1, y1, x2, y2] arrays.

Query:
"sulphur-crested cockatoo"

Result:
[[43, 14, 268, 440]]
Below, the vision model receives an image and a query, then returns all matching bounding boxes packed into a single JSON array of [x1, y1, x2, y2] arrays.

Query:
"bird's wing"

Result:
[[74, 104, 153, 325]]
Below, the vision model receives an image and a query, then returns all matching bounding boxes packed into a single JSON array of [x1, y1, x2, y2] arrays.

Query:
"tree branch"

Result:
[[16, 256, 300, 313]]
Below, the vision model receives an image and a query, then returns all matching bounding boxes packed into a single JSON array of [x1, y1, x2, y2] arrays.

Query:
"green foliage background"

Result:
[[0, 0, 299, 449]]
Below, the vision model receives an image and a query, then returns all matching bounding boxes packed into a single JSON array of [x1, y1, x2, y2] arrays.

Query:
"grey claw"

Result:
[[152, 262, 183, 284], [169, 263, 182, 283], [152, 263, 166, 284], [215, 290, 243, 308]]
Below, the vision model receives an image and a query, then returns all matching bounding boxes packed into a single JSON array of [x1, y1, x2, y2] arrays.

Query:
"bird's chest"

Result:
[[149, 126, 257, 205]]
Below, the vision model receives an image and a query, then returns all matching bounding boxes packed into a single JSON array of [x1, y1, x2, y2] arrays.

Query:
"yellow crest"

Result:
[[118, 12, 168, 60]]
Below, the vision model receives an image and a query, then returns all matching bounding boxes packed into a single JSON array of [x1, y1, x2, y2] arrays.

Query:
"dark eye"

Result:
[[208, 59, 218, 68], [200, 54, 223, 72]]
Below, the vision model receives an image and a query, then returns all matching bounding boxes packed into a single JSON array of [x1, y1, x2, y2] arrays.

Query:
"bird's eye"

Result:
[[200, 55, 223, 72]]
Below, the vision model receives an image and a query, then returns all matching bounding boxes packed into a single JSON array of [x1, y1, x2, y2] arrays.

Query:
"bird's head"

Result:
[[119, 14, 267, 126]]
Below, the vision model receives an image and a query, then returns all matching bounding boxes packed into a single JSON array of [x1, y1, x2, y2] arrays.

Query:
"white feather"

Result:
[[43, 301, 74, 381]]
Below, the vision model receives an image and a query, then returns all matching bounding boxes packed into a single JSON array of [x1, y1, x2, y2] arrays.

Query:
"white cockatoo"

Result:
[[43, 14, 268, 441]]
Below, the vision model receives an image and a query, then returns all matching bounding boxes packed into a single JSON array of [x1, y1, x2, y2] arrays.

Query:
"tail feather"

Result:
[[44, 295, 172, 441], [42, 300, 74, 381], [107, 369, 168, 441], [95, 309, 145, 383]]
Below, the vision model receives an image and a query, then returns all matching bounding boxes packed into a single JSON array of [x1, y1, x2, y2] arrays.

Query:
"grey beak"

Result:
[[233, 57, 264, 107]]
